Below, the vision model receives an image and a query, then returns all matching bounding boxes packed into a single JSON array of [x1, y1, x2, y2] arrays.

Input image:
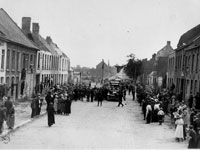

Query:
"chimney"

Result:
[[46, 36, 52, 44], [32, 23, 39, 34], [22, 17, 31, 34], [167, 41, 171, 46]]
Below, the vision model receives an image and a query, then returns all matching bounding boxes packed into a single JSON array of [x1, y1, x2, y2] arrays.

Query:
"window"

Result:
[[191, 80, 193, 94], [16, 52, 20, 71], [1, 49, 5, 69], [192, 54, 195, 72], [6, 49, 10, 69], [196, 54, 199, 73], [37, 53, 40, 69], [195, 80, 197, 95], [12, 50, 15, 70], [0, 77, 3, 84]]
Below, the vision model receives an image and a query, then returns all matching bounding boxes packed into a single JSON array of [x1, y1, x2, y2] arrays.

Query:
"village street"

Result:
[[0, 94, 188, 149]]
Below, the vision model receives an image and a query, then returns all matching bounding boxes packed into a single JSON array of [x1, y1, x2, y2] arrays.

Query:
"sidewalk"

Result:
[[0, 97, 47, 140]]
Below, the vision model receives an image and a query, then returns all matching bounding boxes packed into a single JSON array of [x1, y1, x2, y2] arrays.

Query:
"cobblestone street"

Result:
[[0, 94, 188, 149]]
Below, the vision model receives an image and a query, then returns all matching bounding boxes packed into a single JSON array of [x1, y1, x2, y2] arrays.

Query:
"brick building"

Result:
[[21, 17, 70, 93], [174, 24, 200, 100], [0, 9, 39, 100]]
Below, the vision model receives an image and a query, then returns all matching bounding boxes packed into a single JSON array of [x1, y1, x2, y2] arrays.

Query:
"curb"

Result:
[[0, 111, 47, 139]]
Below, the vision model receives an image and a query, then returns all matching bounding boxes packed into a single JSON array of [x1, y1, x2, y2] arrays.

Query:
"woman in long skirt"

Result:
[[174, 115, 184, 142], [6, 105, 15, 129], [47, 103, 55, 127]]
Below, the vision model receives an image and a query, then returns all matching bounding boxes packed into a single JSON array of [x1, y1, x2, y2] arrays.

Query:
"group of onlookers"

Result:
[[135, 84, 200, 148], [0, 96, 15, 134]]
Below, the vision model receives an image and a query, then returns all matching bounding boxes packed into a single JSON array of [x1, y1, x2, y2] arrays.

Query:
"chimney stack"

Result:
[[167, 41, 171, 46], [46, 36, 52, 44], [22, 17, 31, 34], [32, 23, 39, 34]]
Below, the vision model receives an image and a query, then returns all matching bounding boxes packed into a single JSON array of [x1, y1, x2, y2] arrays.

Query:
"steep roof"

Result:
[[156, 42, 173, 59], [31, 33, 54, 53], [0, 8, 38, 49], [177, 24, 200, 47], [96, 60, 108, 69]]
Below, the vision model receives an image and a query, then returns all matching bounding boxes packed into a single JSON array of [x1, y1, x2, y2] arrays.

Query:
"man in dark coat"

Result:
[[4, 97, 13, 119], [188, 125, 197, 149], [31, 99, 36, 118], [97, 89, 103, 107], [118, 90, 124, 107], [45, 91, 54, 108], [47, 102, 55, 127]]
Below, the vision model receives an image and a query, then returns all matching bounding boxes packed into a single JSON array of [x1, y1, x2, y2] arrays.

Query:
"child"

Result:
[[157, 107, 165, 125]]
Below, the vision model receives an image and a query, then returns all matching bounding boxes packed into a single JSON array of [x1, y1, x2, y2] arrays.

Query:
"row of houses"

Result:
[[167, 24, 200, 101], [0, 8, 70, 101], [140, 24, 200, 102]]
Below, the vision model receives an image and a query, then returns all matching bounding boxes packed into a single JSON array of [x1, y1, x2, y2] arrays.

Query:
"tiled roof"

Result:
[[0, 8, 38, 49], [31, 33, 52, 53], [177, 24, 200, 47], [156, 44, 173, 58]]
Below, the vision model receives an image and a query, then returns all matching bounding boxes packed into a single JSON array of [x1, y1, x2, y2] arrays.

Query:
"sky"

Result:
[[1, 0, 200, 68]]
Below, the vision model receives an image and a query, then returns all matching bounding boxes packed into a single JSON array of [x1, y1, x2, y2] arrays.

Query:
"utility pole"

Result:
[[101, 59, 104, 84]]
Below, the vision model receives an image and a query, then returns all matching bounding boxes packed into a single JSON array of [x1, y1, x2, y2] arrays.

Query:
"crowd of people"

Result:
[[5, 81, 200, 148], [136, 84, 200, 148]]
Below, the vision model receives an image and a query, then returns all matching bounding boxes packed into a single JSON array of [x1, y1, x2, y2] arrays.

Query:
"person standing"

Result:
[[174, 115, 184, 142], [157, 107, 165, 125], [6, 105, 15, 129], [54, 94, 58, 114], [31, 99, 36, 118], [35, 93, 41, 116], [146, 103, 152, 124], [196, 127, 200, 148], [118, 90, 124, 107], [45, 91, 54, 107], [0, 103, 6, 134], [97, 89, 103, 107], [182, 106, 189, 140], [188, 125, 197, 148], [4, 96, 13, 120], [47, 102, 55, 127]]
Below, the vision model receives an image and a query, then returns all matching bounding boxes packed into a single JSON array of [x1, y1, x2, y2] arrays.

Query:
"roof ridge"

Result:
[[0, 8, 38, 50]]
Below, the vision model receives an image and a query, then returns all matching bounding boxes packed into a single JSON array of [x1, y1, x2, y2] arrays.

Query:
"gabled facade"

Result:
[[145, 41, 173, 89], [0, 9, 39, 100]]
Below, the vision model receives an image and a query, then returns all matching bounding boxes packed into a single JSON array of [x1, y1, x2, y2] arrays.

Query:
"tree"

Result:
[[124, 53, 142, 80]]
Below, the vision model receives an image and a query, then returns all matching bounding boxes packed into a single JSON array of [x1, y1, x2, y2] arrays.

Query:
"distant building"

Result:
[[167, 50, 176, 90], [95, 60, 117, 82], [147, 41, 173, 89]]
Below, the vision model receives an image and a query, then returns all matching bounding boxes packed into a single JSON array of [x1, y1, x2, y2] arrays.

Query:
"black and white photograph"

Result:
[[0, 0, 200, 149]]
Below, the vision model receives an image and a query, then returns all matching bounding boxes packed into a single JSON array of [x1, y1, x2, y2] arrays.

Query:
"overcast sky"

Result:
[[2, 0, 200, 68]]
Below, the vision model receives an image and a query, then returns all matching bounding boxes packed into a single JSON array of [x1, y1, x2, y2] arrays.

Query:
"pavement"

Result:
[[0, 93, 188, 149], [0, 97, 47, 140]]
